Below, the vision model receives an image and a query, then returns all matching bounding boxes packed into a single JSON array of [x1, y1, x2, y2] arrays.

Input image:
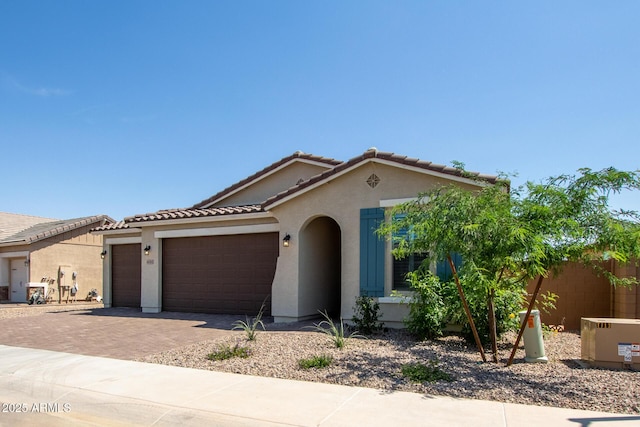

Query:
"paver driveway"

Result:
[[0, 306, 242, 360]]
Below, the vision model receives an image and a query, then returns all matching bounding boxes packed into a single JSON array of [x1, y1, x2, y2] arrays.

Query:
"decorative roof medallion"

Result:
[[366, 173, 380, 188]]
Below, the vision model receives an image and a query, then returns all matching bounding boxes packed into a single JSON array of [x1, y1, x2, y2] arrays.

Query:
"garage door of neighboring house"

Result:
[[111, 244, 142, 308], [162, 233, 278, 315]]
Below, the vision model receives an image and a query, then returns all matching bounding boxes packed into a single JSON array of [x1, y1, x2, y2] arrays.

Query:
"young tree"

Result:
[[380, 174, 534, 362], [506, 167, 640, 365], [380, 166, 640, 364]]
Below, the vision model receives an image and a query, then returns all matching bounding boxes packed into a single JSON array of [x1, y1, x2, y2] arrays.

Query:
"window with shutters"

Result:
[[360, 207, 462, 296], [391, 213, 428, 290]]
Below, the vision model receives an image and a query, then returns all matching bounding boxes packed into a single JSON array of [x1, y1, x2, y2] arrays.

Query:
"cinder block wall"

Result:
[[612, 262, 640, 319], [527, 262, 612, 331]]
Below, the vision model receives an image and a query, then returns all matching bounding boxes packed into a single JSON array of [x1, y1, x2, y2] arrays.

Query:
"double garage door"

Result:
[[162, 233, 278, 315], [110, 234, 278, 315]]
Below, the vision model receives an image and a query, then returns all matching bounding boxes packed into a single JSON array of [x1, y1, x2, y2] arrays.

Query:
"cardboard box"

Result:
[[581, 318, 640, 370]]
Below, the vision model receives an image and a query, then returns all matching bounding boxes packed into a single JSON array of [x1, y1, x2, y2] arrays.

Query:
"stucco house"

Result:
[[0, 212, 114, 303], [93, 149, 498, 325]]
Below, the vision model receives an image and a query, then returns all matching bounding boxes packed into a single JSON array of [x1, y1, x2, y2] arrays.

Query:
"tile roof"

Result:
[[0, 213, 114, 245], [0, 212, 58, 241], [124, 205, 265, 225], [191, 151, 342, 209], [111, 149, 500, 227], [91, 220, 132, 232], [262, 149, 500, 208]]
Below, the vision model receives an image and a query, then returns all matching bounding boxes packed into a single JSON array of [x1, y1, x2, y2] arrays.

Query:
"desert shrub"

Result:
[[207, 342, 251, 361], [404, 271, 447, 340], [404, 268, 524, 344], [401, 360, 453, 383], [351, 296, 384, 335], [443, 271, 525, 345], [298, 354, 333, 369]]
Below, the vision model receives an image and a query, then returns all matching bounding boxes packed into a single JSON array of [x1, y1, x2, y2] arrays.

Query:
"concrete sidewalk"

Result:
[[0, 345, 638, 427]]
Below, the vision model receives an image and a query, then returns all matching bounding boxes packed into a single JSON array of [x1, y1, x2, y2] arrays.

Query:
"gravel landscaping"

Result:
[[137, 322, 640, 416], [3, 305, 638, 415]]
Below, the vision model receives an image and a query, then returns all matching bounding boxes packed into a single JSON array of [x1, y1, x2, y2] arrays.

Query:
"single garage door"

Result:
[[162, 233, 278, 315], [111, 243, 142, 308]]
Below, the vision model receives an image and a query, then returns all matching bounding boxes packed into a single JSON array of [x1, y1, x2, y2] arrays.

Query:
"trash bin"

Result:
[[518, 309, 548, 363]]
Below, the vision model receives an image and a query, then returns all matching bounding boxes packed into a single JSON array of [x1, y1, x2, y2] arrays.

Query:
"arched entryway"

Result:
[[299, 216, 342, 318]]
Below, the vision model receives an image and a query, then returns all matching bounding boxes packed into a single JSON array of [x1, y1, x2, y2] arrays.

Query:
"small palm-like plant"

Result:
[[233, 303, 266, 341], [308, 310, 364, 349]]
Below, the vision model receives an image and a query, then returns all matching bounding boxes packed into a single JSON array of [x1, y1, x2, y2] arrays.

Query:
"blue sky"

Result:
[[1, 1, 639, 221]]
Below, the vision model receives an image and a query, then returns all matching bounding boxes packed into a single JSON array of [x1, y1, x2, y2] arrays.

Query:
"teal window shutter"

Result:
[[436, 253, 463, 281], [360, 208, 385, 297]]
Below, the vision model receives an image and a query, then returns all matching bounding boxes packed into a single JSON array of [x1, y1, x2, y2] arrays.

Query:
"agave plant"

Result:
[[233, 303, 266, 341], [308, 310, 364, 349]]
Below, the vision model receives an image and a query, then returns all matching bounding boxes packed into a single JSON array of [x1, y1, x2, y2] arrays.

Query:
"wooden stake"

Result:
[[488, 288, 498, 363], [448, 255, 487, 363]]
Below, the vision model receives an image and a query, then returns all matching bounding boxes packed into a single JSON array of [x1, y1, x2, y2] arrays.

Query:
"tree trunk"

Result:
[[448, 255, 487, 363], [487, 288, 498, 363], [506, 275, 544, 367]]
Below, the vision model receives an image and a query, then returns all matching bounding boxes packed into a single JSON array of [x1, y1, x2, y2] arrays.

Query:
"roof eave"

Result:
[[5, 215, 115, 245], [263, 157, 495, 210], [0, 240, 27, 247], [199, 157, 340, 209], [91, 227, 142, 235], [192, 152, 341, 209], [125, 211, 275, 228]]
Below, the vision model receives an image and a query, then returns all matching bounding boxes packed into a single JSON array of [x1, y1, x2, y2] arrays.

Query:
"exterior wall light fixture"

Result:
[[282, 234, 291, 247], [24, 258, 30, 267], [144, 245, 151, 255], [100, 250, 107, 259]]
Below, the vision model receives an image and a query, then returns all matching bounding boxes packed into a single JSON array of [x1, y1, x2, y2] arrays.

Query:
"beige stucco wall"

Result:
[[211, 161, 332, 207], [269, 160, 481, 322], [0, 224, 104, 303]]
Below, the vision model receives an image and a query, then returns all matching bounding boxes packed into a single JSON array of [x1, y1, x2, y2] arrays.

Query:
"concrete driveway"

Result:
[[0, 306, 242, 360]]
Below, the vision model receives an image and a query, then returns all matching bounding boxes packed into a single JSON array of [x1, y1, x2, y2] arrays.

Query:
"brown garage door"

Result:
[[162, 233, 278, 315], [111, 244, 141, 308]]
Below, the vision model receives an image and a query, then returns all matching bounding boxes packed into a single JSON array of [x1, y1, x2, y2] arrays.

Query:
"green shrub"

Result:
[[401, 360, 453, 383], [298, 354, 333, 369], [441, 267, 525, 345], [351, 296, 384, 335], [404, 271, 447, 340], [403, 268, 524, 344], [207, 342, 251, 361]]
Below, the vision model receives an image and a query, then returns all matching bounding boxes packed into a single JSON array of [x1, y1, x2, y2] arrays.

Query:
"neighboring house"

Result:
[[92, 149, 498, 325], [0, 212, 114, 303]]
